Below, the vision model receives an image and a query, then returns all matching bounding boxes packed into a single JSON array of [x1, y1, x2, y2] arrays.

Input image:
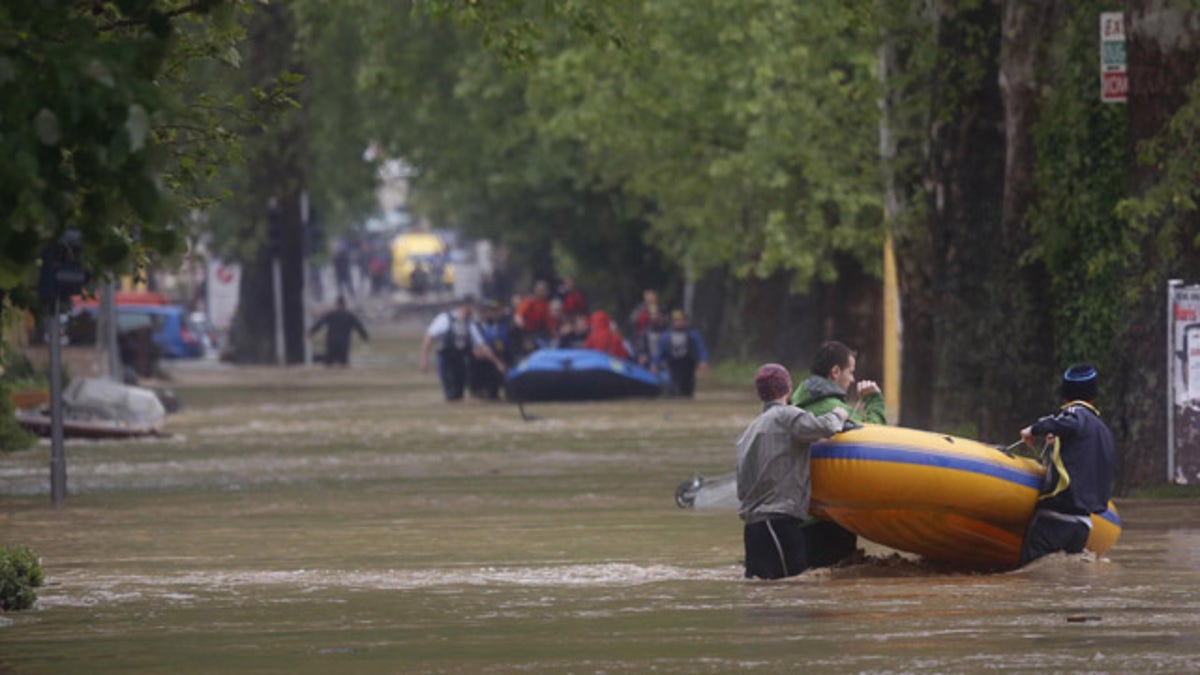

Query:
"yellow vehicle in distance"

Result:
[[391, 230, 454, 293]]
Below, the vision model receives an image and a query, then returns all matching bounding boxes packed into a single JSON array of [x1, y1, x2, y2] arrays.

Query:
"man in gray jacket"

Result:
[[737, 363, 857, 579]]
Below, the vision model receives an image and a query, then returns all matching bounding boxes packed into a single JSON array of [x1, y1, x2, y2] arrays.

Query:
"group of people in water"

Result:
[[420, 280, 710, 402], [316, 278, 1116, 578], [737, 342, 1116, 579]]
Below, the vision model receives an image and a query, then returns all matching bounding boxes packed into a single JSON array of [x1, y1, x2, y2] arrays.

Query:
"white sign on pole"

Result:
[[1169, 282, 1200, 483], [1100, 12, 1127, 103], [206, 259, 241, 335]]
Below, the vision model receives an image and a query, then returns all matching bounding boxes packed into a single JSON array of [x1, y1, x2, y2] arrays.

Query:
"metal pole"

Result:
[[300, 191, 312, 366], [273, 256, 285, 366], [1168, 279, 1181, 482], [100, 281, 121, 379], [48, 296, 67, 506], [682, 262, 695, 319]]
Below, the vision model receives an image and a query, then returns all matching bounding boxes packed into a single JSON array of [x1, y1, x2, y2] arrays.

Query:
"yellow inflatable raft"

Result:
[[810, 424, 1121, 570]]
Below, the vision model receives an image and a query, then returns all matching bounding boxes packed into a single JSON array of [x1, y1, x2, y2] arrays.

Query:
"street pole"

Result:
[[100, 281, 120, 379], [301, 190, 312, 366], [48, 296, 66, 506], [269, 198, 286, 366], [1168, 279, 1181, 482], [273, 256, 285, 366]]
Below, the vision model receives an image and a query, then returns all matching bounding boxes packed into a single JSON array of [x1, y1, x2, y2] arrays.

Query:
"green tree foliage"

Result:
[[1118, 71, 1200, 280], [351, 3, 674, 305], [525, 1, 884, 288], [1025, 2, 1130, 368], [0, 1, 262, 307], [0, 545, 43, 611], [204, 0, 374, 266], [348, 1, 886, 314]]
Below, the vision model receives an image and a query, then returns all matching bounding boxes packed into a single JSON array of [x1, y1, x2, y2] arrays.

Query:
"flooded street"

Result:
[[3, 321, 1200, 673]]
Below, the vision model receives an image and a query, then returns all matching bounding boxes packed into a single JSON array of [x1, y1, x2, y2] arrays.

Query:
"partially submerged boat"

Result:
[[676, 424, 1121, 570], [505, 348, 665, 402], [14, 377, 166, 440]]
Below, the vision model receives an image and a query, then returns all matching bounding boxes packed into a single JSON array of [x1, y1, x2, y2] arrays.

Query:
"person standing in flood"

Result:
[[790, 340, 887, 424], [421, 295, 507, 402], [737, 364, 858, 580], [1018, 364, 1116, 565], [420, 296, 480, 401], [308, 296, 368, 367], [654, 310, 709, 397]]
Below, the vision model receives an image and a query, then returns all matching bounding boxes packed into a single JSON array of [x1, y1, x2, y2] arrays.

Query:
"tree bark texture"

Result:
[[1116, 1, 1200, 491], [900, 0, 1012, 438], [228, 4, 309, 364]]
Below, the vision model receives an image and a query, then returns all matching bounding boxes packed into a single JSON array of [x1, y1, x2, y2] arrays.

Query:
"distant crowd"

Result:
[[420, 279, 708, 402]]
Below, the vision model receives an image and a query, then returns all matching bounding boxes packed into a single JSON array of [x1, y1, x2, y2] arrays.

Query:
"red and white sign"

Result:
[[1169, 282, 1200, 483], [205, 259, 241, 333], [1100, 12, 1127, 103]]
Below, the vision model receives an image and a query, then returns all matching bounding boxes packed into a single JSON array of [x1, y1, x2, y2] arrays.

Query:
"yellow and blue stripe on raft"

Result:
[[810, 424, 1121, 570]]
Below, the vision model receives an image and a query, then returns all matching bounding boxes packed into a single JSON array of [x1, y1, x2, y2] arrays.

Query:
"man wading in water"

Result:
[[1018, 364, 1115, 565], [737, 364, 858, 580]]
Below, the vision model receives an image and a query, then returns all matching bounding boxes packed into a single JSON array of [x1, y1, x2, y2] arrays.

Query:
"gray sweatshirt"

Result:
[[736, 401, 848, 524]]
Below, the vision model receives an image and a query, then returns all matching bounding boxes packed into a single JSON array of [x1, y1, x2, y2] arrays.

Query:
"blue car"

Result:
[[76, 304, 207, 359]]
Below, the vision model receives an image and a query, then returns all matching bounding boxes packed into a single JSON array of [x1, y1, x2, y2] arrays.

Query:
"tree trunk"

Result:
[[1115, 1, 1200, 491], [981, 0, 1064, 434], [907, 0, 1010, 438], [228, 4, 309, 364]]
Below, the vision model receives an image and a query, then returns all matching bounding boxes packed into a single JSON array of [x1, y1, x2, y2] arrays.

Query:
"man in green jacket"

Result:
[[790, 341, 888, 424]]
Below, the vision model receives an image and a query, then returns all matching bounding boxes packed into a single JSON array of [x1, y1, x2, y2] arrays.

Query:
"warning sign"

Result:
[[1100, 12, 1127, 103]]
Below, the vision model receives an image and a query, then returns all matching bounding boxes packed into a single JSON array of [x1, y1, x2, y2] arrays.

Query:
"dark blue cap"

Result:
[[1060, 364, 1098, 401]]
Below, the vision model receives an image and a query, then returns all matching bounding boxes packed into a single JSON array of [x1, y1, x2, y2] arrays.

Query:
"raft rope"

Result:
[[1039, 400, 1100, 501]]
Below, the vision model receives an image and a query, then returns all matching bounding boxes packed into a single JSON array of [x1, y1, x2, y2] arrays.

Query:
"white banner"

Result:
[[205, 259, 241, 334], [1169, 282, 1200, 483]]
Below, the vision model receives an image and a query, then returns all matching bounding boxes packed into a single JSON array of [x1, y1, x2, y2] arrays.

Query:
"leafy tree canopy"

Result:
[[0, 0, 289, 308]]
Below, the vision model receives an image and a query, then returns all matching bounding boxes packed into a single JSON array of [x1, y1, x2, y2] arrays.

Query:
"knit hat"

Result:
[[1060, 363, 1098, 401], [754, 363, 792, 402]]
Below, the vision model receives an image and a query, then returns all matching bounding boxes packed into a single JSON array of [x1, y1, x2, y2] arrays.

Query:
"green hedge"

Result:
[[0, 545, 44, 611]]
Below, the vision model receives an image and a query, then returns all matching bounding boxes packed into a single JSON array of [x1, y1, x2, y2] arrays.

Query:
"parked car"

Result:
[[72, 304, 208, 359]]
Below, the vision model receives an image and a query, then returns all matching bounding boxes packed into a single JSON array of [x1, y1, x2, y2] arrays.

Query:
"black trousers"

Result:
[[743, 516, 858, 580], [668, 358, 697, 397], [437, 352, 469, 401], [1019, 509, 1091, 565], [469, 359, 505, 399]]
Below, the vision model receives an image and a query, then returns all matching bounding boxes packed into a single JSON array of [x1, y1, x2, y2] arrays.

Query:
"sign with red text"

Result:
[[1170, 283, 1200, 483], [1101, 12, 1127, 103], [205, 259, 241, 333]]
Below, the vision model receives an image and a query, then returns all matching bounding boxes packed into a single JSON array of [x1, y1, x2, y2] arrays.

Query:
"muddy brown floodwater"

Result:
[[2, 321, 1199, 673]]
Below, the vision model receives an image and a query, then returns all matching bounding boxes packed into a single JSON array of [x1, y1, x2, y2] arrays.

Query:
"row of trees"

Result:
[[3, 1, 1199, 488], [366, 1, 1200, 489]]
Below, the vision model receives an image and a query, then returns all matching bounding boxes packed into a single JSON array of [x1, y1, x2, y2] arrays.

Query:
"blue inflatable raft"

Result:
[[505, 349, 665, 402]]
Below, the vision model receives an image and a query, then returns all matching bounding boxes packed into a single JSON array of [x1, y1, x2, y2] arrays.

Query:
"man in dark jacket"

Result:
[[470, 299, 513, 400], [654, 310, 709, 397], [308, 296, 368, 366], [420, 295, 507, 401], [1018, 364, 1116, 565]]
